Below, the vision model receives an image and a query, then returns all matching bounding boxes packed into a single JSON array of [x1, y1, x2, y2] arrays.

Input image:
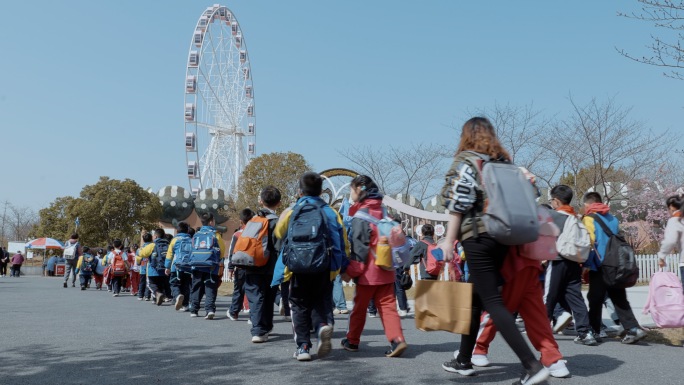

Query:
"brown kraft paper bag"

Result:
[[414, 280, 472, 335]]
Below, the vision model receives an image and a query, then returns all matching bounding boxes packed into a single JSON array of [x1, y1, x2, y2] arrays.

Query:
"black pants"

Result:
[[138, 273, 150, 299], [112, 275, 125, 294], [280, 281, 291, 317], [11, 264, 21, 277], [545, 259, 591, 335], [149, 275, 169, 298], [245, 273, 277, 337], [587, 268, 639, 333], [79, 274, 92, 288], [190, 271, 218, 314], [289, 272, 332, 347], [229, 268, 247, 316], [0, 263, 7, 275], [458, 234, 538, 371], [171, 271, 192, 307], [395, 268, 409, 311]]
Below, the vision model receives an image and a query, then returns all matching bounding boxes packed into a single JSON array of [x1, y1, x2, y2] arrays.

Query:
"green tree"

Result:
[[35, 177, 162, 247], [31, 196, 77, 241], [237, 152, 312, 212], [559, 165, 630, 204]]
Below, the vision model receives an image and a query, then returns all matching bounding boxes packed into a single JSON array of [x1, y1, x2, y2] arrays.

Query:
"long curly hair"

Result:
[[456, 117, 511, 161]]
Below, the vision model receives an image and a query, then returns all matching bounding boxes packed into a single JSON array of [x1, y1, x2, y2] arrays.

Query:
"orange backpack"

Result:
[[111, 251, 128, 276], [231, 213, 278, 267]]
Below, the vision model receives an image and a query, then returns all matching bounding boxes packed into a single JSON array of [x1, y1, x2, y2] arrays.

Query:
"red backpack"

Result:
[[111, 251, 128, 276], [422, 240, 445, 277]]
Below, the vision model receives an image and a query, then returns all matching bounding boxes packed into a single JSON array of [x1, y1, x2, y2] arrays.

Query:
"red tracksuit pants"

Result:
[[129, 271, 140, 295], [474, 266, 563, 367], [346, 283, 405, 345]]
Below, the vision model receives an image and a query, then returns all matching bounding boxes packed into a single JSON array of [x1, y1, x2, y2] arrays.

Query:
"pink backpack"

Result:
[[643, 272, 684, 328], [519, 206, 559, 261]]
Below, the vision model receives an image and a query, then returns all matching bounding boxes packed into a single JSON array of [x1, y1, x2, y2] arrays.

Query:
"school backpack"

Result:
[[111, 251, 127, 276], [556, 213, 591, 263], [643, 271, 684, 328], [63, 242, 78, 260], [173, 234, 194, 271], [464, 152, 539, 245], [80, 254, 96, 275], [590, 214, 639, 289], [283, 199, 332, 274], [150, 239, 170, 271], [353, 208, 410, 269], [421, 240, 445, 277], [232, 214, 278, 267], [519, 206, 560, 261], [189, 228, 221, 268]]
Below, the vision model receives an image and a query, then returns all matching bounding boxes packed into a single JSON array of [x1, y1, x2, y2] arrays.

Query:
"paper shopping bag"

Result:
[[414, 279, 472, 335]]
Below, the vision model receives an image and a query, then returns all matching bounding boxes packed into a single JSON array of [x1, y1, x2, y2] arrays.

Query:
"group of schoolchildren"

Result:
[[223, 173, 408, 360], [52, 117, 669, 385]]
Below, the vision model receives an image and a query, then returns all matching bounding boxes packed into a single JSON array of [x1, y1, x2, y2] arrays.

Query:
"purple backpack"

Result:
[[643, 272, 684, 328]]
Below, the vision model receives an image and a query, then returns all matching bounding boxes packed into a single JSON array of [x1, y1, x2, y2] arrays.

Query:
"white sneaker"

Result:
[[179, 306, 189, 312], [316, 324, 333, 358], [454, 352, 490, 367], [471, 354, 490, 367], [279, 299, 285, 316], [333, 309, 341, 315], [553, 311, 573, 334], [243, 309, 250, 313], [251, 334, 268, 343], [248, 319, 253, 325], [547, 360, 570, 378], [398, 309, 408, 317], [284, 316, 291, 322], [205, 312, 215, 320], [227, 310, 238, 320], [175, 295, 184, 311]]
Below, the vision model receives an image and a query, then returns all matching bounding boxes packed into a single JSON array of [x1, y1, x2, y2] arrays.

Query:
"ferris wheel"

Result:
[[184, 4, 256, 197]]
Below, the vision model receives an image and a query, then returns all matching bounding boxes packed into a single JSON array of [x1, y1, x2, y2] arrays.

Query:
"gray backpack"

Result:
[[465, 152, 539, 245]]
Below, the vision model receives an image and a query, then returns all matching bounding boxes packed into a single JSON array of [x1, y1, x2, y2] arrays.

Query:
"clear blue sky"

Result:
[[1, 0, 680, 210]]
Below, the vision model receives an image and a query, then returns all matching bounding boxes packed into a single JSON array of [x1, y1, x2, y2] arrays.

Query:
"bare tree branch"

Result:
[[618, 0, 684, 79]]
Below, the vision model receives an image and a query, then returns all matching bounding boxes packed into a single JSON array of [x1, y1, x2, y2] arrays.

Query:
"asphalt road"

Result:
[[1, 276, 680, 385]]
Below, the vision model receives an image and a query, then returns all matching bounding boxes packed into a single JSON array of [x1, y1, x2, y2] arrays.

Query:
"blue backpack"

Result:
[[173, 234, 193, 271], [189, 228, 221, 268], [283, 199, 332, 274], [150, 239, 170, 271]]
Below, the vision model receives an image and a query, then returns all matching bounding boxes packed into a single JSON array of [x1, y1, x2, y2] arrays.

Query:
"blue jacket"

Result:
[[136, 242, 152, 275], [583, 212, 620, 272], [166, 233, 192, 273], [47, 256, 57, 271]]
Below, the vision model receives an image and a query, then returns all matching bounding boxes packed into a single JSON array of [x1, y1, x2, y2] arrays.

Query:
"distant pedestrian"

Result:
[[63, 234, 82, 288], [93, 249, 106, 290], [76, 247, 98, 290], [10, 251, 24, 277], [227, 209, 255, 320], [46, 253, 57, 276], [0, 247, 9, 276]]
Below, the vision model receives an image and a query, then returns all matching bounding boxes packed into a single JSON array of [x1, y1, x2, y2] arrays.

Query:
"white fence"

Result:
[[222, 254, 681, 285], [635, 254, 681, 283]]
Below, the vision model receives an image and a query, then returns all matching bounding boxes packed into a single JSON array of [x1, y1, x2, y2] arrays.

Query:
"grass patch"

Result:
[[644, 327, 684, 347]]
